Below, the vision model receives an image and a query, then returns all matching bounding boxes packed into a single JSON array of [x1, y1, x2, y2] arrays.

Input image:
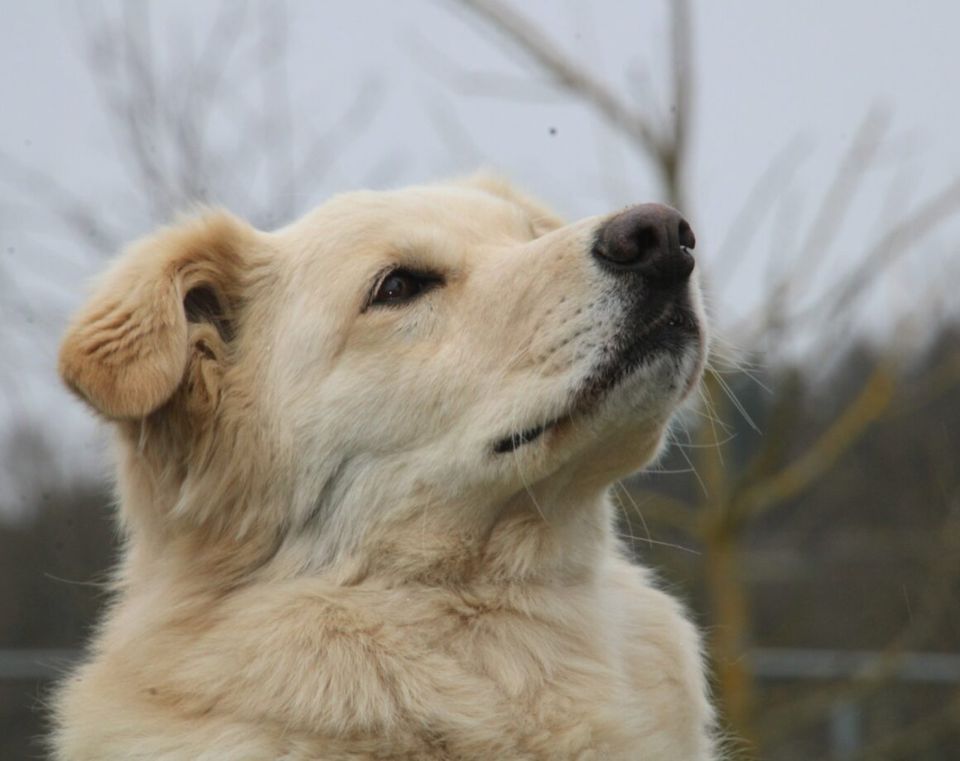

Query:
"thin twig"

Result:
[[449, 0, 665, 161]]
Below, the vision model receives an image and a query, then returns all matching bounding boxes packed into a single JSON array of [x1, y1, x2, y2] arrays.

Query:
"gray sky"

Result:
[[1, 0, 958, 514]]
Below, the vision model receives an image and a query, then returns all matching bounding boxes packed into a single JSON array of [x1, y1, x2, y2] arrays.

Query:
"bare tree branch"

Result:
[[0, 152, 123, 252], [665, 0, 692, 211], [449, 0, 666, 163], [711, 135, 812, 298], [731, 108, 890, 343], [806, 176, 960, 331], [783, 108, 891, 301], [734, 364, 895, 521]]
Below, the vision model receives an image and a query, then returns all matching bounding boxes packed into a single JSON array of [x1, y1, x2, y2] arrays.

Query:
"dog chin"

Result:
[[598, 354, 695, 425]]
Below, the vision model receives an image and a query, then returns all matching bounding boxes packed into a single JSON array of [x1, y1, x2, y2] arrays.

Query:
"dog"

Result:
[[52, 173, 715, 759]]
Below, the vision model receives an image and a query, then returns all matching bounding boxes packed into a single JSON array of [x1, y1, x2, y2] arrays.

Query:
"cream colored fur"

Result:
[[52, 174, 716, 759]]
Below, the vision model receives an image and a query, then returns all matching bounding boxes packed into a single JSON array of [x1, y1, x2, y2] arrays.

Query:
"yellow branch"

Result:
[[735, 364, 895, 521]]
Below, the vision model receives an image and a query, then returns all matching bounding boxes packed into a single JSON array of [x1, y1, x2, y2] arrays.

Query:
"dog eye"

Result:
[[369, 269, 441, 308]]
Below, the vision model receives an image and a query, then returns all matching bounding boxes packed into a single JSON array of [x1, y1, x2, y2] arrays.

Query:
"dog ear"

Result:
[[59, 211, 259, 421]]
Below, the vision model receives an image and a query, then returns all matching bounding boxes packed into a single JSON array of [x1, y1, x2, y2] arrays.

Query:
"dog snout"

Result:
[[591, 204, 696, 287]]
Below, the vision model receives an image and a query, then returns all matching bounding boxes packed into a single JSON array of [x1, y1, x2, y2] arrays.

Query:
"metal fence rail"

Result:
[[748, 647, 960, 683]]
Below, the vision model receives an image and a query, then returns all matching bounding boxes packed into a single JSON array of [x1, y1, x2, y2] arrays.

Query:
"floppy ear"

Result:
[[59, 211, 258, 420]]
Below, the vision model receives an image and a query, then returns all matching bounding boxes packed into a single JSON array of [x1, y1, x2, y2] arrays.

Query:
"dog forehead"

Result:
[[282, 184, 531, 253]]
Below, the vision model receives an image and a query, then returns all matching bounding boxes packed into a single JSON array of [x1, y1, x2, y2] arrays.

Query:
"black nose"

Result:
[[591, 204, 696, 286]]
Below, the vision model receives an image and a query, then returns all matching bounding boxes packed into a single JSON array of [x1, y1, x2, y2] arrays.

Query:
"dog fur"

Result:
[[52, 174, 716, 759]]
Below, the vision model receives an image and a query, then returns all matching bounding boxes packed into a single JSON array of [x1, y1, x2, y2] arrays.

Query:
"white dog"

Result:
[[53, 174, 715, 759]]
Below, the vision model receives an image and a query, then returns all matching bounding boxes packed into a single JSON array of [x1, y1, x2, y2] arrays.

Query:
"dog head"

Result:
[[60, 174, 706, 575]]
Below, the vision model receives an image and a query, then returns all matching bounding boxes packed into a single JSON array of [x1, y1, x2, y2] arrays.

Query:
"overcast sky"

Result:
[[1, 1, 958, 514]]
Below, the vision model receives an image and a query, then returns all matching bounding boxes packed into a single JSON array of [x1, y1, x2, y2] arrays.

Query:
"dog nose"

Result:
[[591, 204, 696, 286]]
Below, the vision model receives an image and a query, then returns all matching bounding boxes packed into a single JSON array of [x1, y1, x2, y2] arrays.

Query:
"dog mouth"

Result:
[[491, 300, 699, 455], [575, 300, 699, 409]]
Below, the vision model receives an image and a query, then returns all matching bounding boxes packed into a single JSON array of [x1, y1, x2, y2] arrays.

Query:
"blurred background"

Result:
[[1, 1, 959, 758]]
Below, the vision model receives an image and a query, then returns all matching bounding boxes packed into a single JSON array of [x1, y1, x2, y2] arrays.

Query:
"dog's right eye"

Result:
[[368, 269, 442, 309]]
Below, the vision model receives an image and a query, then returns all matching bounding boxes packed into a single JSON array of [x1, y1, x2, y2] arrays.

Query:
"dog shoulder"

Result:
[[604, 555, 717, 759]]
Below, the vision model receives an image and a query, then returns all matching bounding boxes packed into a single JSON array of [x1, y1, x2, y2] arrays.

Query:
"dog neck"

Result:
[[266, 474, 617, 590], [111, 411, 623, 598], [116, 479, 617, 604]]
